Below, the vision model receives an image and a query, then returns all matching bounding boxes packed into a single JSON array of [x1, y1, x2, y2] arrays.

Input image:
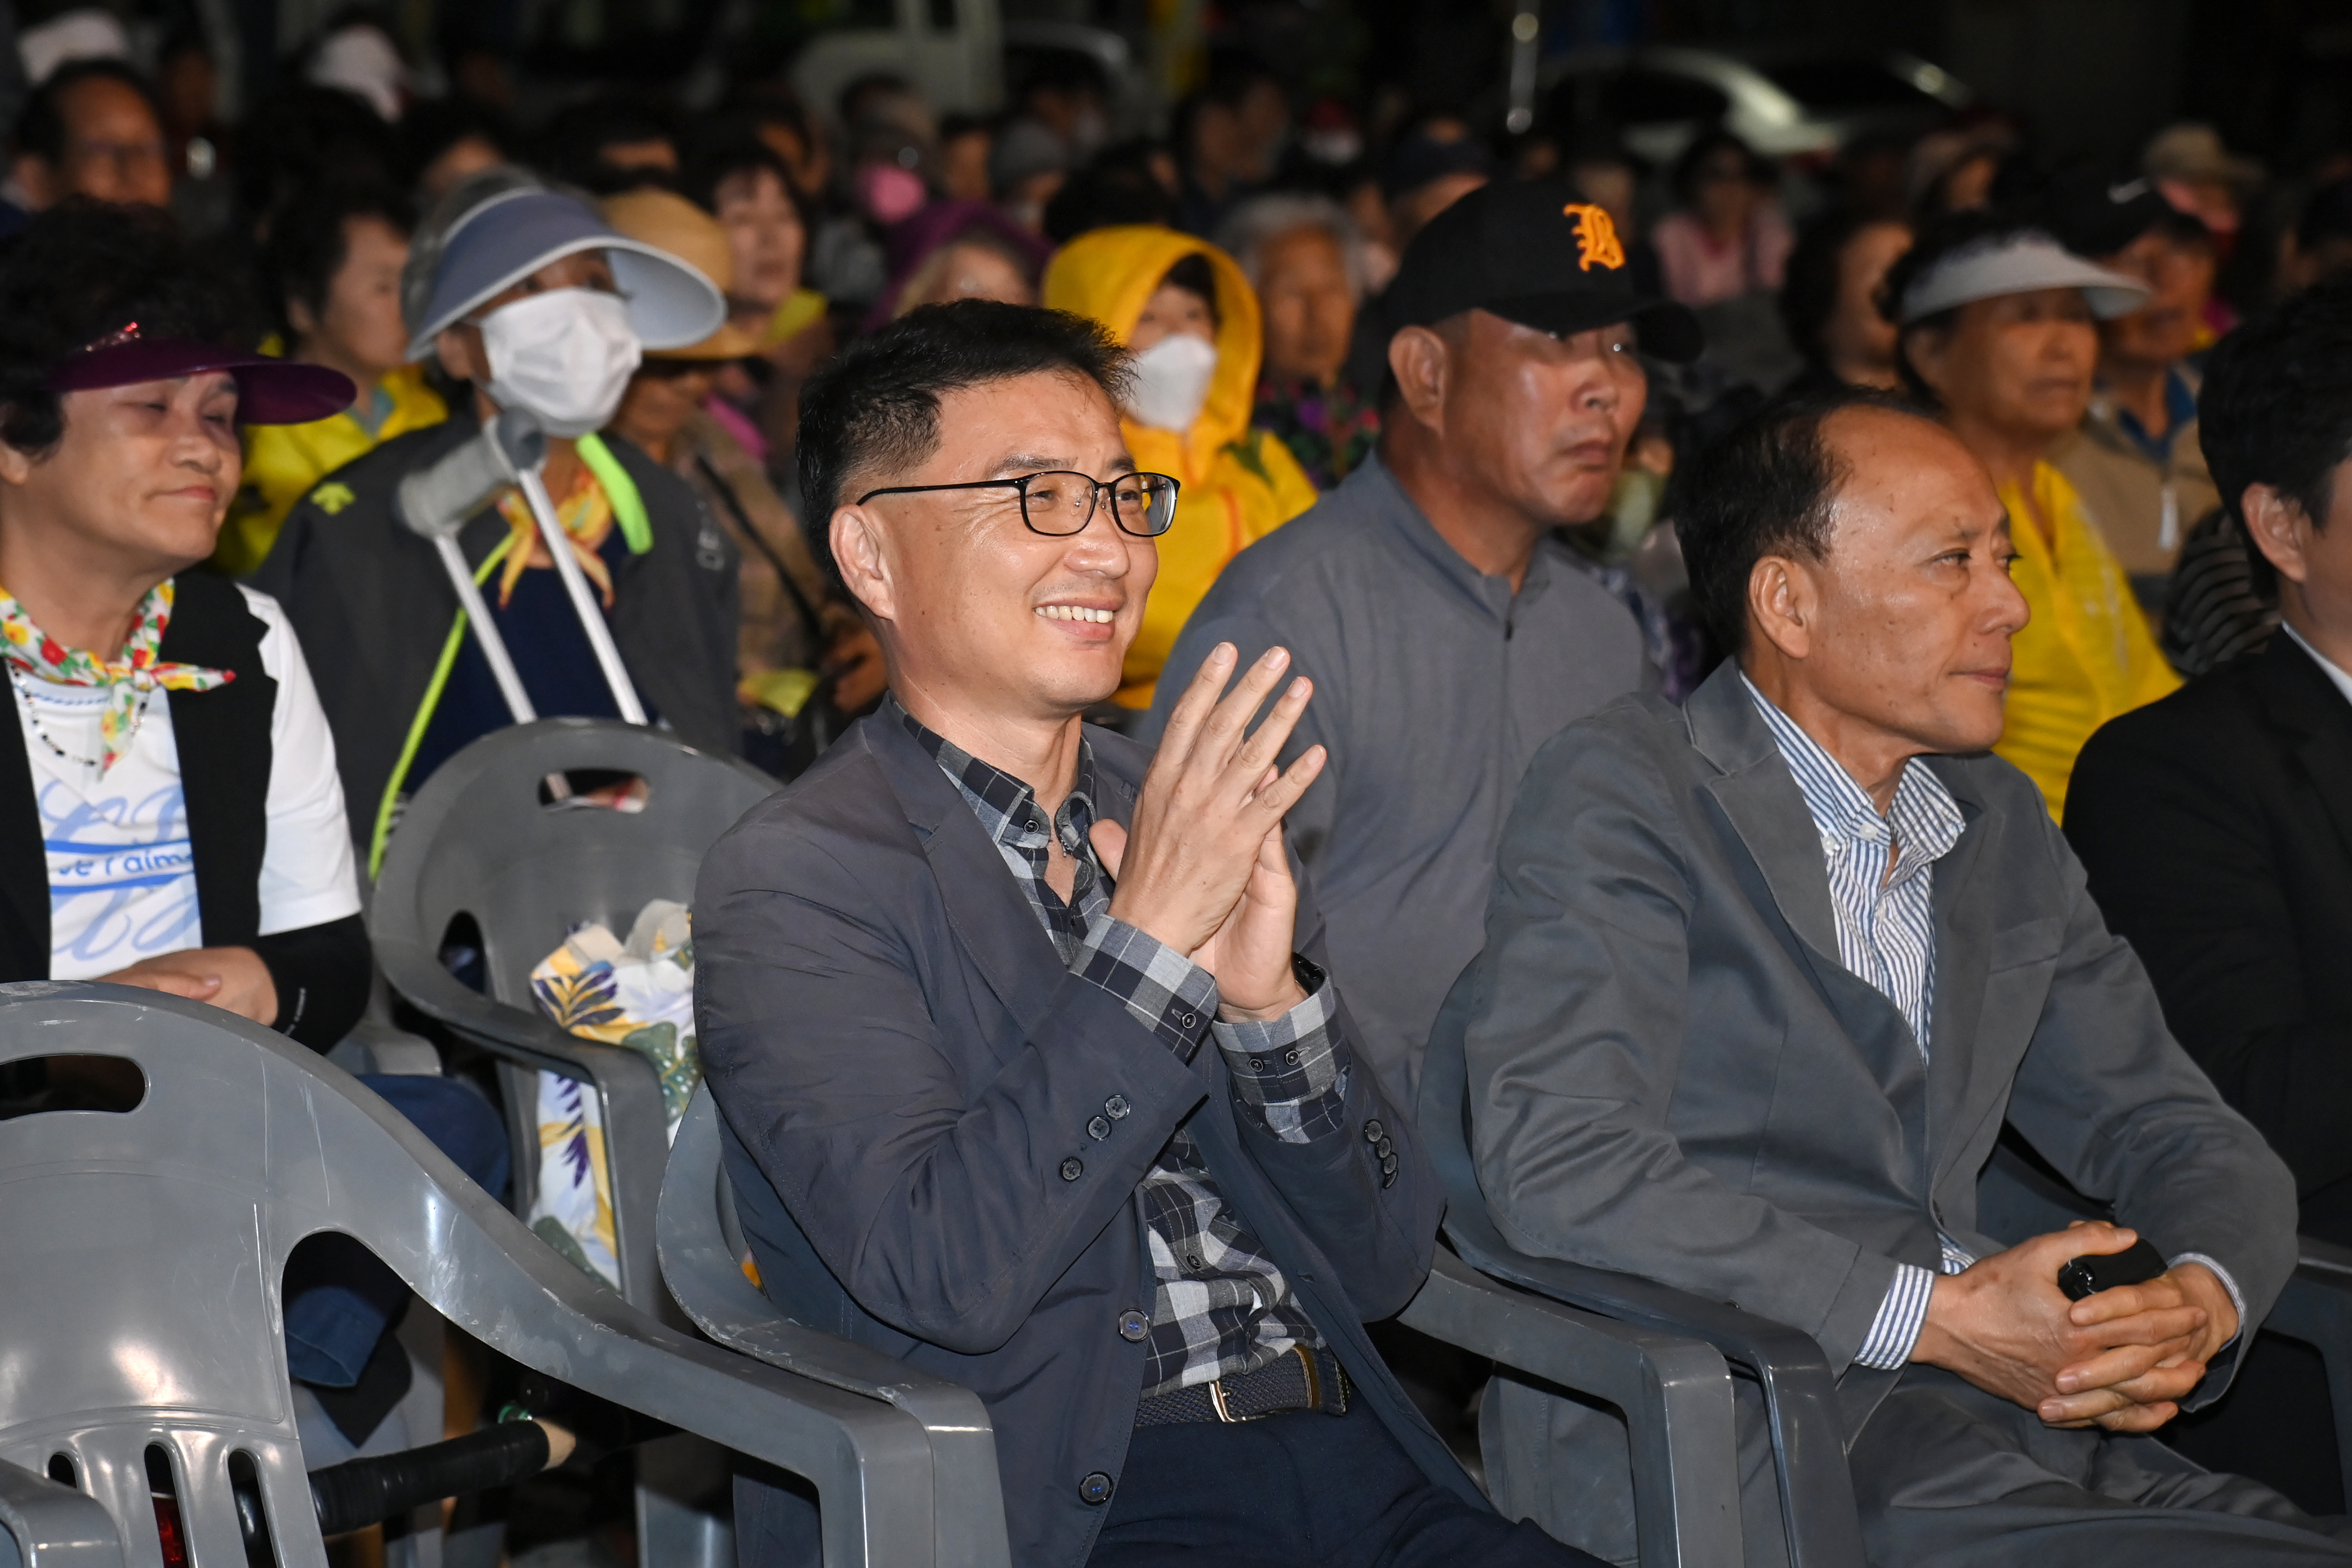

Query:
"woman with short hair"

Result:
[[0, 201, 509, 1448], [1887, 212, 2181, 818]]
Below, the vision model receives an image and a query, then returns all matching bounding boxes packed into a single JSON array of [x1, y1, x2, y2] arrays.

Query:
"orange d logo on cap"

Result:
[[1564, 203, 1625, 272]]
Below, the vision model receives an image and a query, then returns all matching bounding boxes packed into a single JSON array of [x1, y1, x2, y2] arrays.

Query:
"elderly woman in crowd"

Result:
[[0, 201, 505, 1451], [1043, 223, 1317, 710], [601, 187, 884, 774], [1218, 192, 1379, 489], [215, 177, 448, 575], [866, 198, 1046, 326], [684, 137, 828, 475], [1777, 207, 1913, 397], [1651, 128, 1794, 309], [1886, 212, 2180, 819], [257, 168, 740, 867]]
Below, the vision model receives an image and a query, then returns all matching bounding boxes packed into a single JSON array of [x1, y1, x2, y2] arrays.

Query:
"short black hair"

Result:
[[1780, 209, 1885, 367], [681, 135, 806, 228], [12, 60, 163, 166], [1044, 140, 1175, 242], [538, 92, 678, 194], [1671, 127, 1770, 204], [1881, 208, 2037, 403], [0, 201, 242, 455], [2198, 276, 2352, 592], [262, 179, 415, 339], [1676, 385, 1927, 654], [1157, 252, 1222, 329], [799, 300, 1130, 581]]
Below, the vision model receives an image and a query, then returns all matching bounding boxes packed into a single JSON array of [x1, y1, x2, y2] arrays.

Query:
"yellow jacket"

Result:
[[216, 362, 448, 576], [1996, 461, 2181, 822], [1043, 225, 1318, 707]]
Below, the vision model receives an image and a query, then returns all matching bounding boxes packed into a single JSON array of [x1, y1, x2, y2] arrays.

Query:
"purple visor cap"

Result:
[[45, 332, 357, 425]]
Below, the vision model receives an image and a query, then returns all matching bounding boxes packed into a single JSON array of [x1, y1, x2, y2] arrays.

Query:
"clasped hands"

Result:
[[1089, 643, 1326, 1023], [1913, 1220, 2239, 1433]]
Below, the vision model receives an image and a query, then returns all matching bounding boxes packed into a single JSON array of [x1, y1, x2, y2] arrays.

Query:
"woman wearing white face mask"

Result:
[[254, 170, 742, 866], [1043, 228, 1317, 710]]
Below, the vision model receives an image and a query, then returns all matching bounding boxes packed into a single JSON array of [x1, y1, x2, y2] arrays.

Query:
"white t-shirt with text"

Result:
[[14, 585, 360, 979]]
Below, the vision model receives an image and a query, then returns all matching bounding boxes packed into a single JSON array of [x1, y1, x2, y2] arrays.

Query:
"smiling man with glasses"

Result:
[[694, 299, 1602, 1568]]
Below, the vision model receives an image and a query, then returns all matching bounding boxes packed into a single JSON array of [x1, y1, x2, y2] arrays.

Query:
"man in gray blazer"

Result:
[[1435, 385, 2351, 1564], [695, 301, 1599, 1568]]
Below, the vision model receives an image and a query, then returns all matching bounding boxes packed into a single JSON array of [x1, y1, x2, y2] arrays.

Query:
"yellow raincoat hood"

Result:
[[1044, 225, 1317, 706]]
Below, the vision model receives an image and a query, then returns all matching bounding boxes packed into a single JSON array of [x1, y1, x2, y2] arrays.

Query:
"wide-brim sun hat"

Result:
[[406, 186, 727, 360], [598, 188, 762, 361], [1895, 231, 2151, 325], [45, 325, 355, 425]]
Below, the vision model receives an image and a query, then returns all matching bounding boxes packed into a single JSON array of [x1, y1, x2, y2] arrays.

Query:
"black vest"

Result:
[[0, 570, 277, 978]]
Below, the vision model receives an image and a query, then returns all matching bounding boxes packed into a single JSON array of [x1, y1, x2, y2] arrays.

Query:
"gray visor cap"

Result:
[[406, 187, 727, 359], [1897, 231, 2152, 324]]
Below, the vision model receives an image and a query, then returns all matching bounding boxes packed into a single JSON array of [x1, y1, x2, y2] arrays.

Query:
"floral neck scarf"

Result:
[[495, 465, 617, 609], [0, 580, 234, 772]]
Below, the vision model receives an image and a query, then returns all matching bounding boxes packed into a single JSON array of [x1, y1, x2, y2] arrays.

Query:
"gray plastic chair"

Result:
[[1417, 1022, 1869, 1568], [657, 1084, 1747, 1568], [369, 718, 778, 1316], [0, 983, 957, 1568]]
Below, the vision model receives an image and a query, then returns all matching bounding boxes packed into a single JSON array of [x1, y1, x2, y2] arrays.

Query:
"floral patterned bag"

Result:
[[525, 899, 699, 1286]]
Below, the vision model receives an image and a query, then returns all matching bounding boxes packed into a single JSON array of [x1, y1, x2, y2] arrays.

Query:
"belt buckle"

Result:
[[1205, 1344, 1323, 1423], [1206, 1378, 1240, 1423]]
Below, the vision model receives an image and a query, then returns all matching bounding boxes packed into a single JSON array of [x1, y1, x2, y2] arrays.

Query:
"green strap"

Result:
[[369, 534, 516, 880], [577, 432, 652, 555]]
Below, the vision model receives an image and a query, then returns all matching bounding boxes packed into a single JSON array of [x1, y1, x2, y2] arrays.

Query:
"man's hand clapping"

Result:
[[1090, 643, 1326, 1021], [1911, 1221, 2238, 1433]]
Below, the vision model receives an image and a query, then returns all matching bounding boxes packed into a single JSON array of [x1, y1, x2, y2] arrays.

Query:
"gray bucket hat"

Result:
[[402, 179, 726, 360], [1895, 230, 2150, 325]]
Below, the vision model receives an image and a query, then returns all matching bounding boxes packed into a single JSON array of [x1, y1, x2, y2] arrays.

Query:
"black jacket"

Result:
[[694, 714, 1464, 1568], [2068, 634, 2352, 1241], [253, 415, 740, 844], [0, 569, 367, 1045]]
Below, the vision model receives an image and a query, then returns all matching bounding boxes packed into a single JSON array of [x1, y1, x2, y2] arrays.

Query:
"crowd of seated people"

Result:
[[9, 16, 2352, 1566]]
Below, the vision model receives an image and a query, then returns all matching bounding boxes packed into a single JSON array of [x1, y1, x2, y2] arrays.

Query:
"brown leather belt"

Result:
[[1133, 1344, 1352, 1427]]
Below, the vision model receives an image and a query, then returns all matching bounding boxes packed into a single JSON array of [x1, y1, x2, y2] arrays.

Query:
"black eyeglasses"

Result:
[[857, 470, 1182, 537]]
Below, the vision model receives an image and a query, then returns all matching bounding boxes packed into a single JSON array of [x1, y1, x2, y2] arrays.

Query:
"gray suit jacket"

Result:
[[694, 711, 1464, 1568], [1436, 663, 2298, 1435]]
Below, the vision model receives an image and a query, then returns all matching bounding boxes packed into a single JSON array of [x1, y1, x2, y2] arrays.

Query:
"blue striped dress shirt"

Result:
[[1745, 679, 2243, 1370]]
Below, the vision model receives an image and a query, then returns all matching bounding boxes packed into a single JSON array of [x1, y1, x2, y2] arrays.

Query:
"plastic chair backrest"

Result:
[[372, 719, 778, 1010], [0, 985, 956, 1568], [654, 1089, 1012, 1568]]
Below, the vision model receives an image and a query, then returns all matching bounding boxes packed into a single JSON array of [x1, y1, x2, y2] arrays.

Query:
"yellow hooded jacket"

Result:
[[1044, 226, 1318, 708]]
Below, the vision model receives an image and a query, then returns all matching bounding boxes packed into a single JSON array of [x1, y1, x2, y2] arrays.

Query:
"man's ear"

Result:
[[0, 430, 34, 487], [11, 155, 51, 213], [2240, 483, 2311, 587], [1747, 554, 1816, 663], [1386, 326, 1449, 434], [830, 504, 898, 624]]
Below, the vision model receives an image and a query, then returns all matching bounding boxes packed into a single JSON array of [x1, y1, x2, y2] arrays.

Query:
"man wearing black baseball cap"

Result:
[[2041, 171, 2224, 598], [1141, 178, 1700, 1105]]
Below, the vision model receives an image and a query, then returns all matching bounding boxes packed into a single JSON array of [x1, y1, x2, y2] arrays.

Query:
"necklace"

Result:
[[8, 661, 149, 770]]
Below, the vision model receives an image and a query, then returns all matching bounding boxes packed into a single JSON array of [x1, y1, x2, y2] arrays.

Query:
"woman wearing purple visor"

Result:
[[0, 203, 513, 1447]]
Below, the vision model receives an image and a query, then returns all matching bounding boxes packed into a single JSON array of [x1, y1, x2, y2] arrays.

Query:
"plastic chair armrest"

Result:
[[336, 1020, 446, 1076], [0, 1458, 123, 1568], [1444, 1211, 1867, 1568], [2261, 1239, 2352, 1511], [1399, 1249, 1741, 1568]]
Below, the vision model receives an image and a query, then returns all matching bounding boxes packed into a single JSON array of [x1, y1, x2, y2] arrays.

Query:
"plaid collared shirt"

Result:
[[894, 700, 1350, 1397]]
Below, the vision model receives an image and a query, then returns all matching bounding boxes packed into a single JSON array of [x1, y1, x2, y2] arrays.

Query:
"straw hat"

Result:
[[599, 188, 763, 360]]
